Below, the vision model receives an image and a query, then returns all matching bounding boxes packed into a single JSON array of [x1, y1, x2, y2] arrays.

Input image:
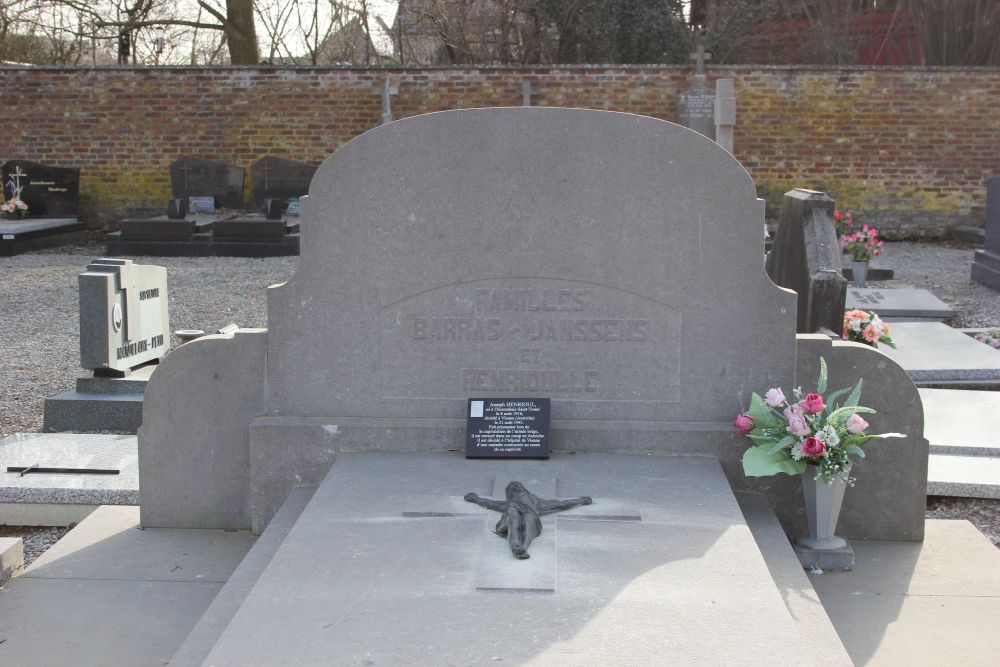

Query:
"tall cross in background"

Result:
[[6, 166, 26, 199], [691, 43, 712, 75]]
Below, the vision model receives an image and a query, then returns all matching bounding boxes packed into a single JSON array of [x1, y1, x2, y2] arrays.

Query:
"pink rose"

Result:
[[834, 210, 843, 222], [845, 414, 869, 434], [733, 413, 754, 435], [764, 388, 786, 408], [785, 411, 811, 437], [802, 436, 826, 457], [801, 393, 825, 414]]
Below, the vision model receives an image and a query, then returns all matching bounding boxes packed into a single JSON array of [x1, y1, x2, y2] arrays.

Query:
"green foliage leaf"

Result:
[[816, 357, 828, 394], [743, 443, 807, 477], [827, 405, 876, 426], [747, 393, 780, 429], [845, 378, 863, 407]]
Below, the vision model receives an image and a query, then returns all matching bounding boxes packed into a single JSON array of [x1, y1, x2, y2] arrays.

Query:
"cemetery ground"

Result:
[[1, 236, 998, 563]]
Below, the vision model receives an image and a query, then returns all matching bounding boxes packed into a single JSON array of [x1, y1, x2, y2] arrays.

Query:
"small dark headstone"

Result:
[[285, 198, 300, 217], [970, 176, 1000, 291], [169, 156, 244, 210], [265, 198, 284, 220], [166, 199, 186, 219], [251, 156, 317, 209], [2, 159, 80, 217], [465, 398, 550, 459]]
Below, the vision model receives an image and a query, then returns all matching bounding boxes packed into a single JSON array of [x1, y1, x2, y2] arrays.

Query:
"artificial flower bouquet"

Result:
[[1, 197, 28, 217], [843, 309, 896, 349], [833, 209, 853, 238], [734, 358, 904, 484], [840, 224, 884, 262]]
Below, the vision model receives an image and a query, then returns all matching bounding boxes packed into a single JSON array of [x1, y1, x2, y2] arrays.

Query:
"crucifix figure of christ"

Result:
[[464, 481, 592, 559]]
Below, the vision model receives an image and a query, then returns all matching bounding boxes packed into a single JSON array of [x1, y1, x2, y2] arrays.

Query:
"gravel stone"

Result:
[[1, 238, 997, 556]]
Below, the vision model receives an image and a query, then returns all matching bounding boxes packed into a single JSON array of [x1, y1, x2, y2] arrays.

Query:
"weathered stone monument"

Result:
[[766, 189, 848, 334], [971, 175, 1000, 291], [169, 155, 245, 210], [136, 108, 927, 664], [45, 259, 170, 432], [677, 44, 715, 140], [43, 258, 168, 432]]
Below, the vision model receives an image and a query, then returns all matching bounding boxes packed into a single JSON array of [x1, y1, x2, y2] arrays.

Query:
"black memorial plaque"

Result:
[[3, 159, 80, 217], [465, 398, 550, 459]]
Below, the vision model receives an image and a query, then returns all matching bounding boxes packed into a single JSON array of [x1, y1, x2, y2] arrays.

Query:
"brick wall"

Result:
[[2, 65, 998, 236]]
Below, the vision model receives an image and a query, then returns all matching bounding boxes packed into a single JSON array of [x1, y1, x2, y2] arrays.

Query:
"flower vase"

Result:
[[796, 465, 850, 550], [851, 261, 869, 288]]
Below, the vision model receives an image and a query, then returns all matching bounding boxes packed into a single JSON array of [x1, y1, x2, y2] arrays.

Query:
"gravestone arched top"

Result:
[[266, 107, 795, 422]]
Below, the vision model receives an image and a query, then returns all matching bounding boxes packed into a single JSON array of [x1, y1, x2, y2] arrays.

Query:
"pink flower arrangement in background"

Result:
[[843, 309, 896, 349], [841, 223, 885, 262], [833, 209, 853, 238], [734, 358, 904, 484], [1, 197, 28, 216]]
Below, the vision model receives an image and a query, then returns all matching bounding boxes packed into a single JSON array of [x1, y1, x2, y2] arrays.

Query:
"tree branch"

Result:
[[96, 20, 224, 32]]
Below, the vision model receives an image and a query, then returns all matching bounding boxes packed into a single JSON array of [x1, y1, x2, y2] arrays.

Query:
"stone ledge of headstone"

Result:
[[0, 536, 24, 585], [951, 225, 985, 244], [167, 485, 317, 667], [734, 492, 855, 666]]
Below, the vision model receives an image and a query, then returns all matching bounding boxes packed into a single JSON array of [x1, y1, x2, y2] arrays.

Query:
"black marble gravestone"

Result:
[[251, 156, 317, 209], [2, 160, 80, 217], [169, 156, 245, 210]]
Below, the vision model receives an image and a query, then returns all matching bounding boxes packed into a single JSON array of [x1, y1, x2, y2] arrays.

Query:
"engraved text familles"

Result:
[[403, 287, 654, 394]]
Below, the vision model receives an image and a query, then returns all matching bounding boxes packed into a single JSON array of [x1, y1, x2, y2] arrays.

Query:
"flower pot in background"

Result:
[[852, 260, 869, 288]]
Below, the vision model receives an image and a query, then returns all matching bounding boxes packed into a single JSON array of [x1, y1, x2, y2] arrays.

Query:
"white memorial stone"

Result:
[[79, 259, 169, 373]]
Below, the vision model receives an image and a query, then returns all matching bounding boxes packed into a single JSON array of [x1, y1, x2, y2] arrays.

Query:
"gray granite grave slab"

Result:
[[201, 452, 815, 667], [118, 216, 215, 239], [0, 432, 138, 506], [0, 506, 255, 667], [0, 217, 85, 256], [877, 321, 1000, 382], [919, 388, 1000, 456], [845, 287, 955, 319]]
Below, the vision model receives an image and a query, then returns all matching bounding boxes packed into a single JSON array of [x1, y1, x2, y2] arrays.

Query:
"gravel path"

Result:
[[0, 237, 997, 554]]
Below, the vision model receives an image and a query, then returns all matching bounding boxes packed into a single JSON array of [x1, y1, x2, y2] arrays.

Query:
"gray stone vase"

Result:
[[796, 464, 851, 550], [852, 260, 869, 288]]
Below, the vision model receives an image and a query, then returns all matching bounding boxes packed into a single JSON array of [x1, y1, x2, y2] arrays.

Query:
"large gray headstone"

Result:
[[138, 108, 927, 542], [766, 189, 847, 334], [79, 259, 169, 373]]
